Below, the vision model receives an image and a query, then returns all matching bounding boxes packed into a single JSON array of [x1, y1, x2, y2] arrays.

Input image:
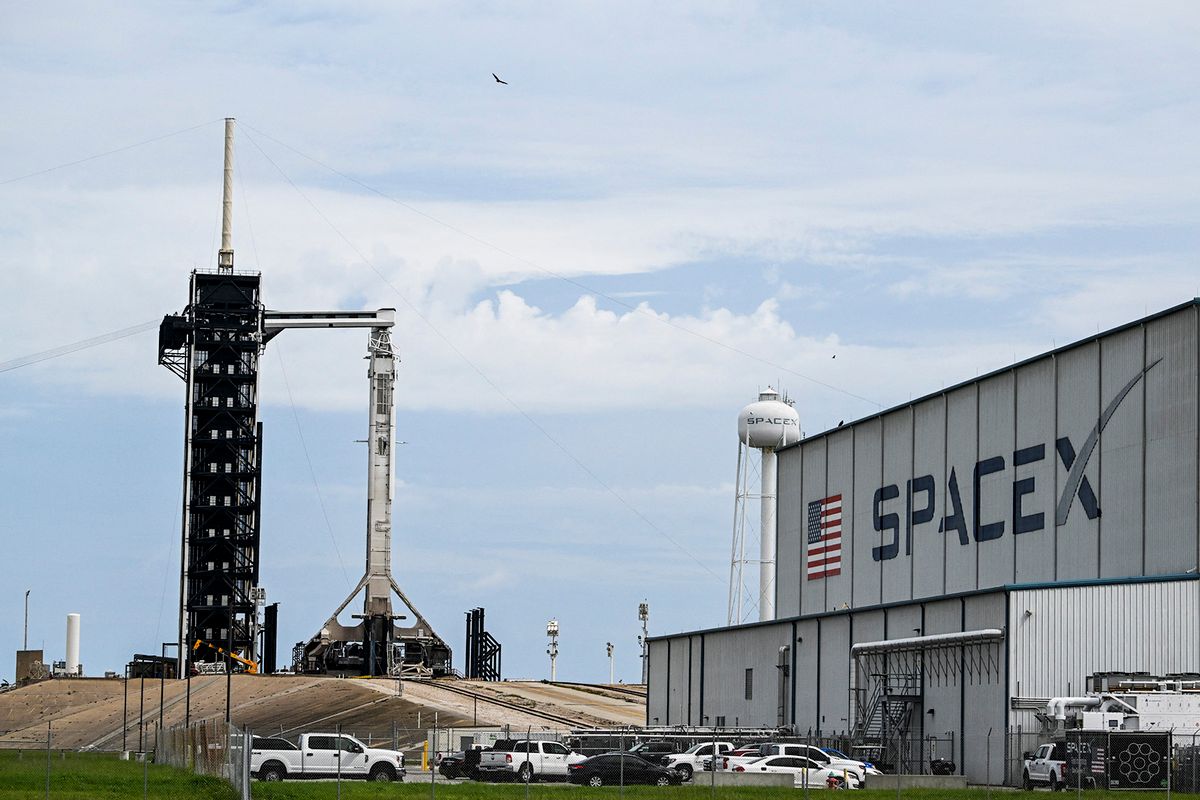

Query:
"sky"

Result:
[[0, 1, 1197, 685]]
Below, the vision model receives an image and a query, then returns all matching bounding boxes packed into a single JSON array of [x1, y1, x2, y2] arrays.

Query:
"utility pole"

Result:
[[23, 590, 30, 650], [546, 619, 559, 682], [606, 642, 614, 684], [638, 602, 649, 685]]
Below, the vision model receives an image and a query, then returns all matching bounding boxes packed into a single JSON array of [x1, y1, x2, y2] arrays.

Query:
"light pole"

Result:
[[546, 619, 559, 682], [638, 602, 649, 685], [606, 642, 614, 684], [23, 590, 30, 650]]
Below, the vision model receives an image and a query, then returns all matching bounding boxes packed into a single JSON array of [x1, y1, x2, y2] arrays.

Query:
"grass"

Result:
[[253, 779, 1200, 799], [0, 750, 237, 800], [2, 754, 1200, 800]]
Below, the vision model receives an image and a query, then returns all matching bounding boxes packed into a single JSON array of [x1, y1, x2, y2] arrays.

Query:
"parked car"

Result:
[[251, 733, 405, 782], [662, 741, 735, 781], [732, 755, 861, 789], [570, 753, 683, 787], [437, 747, 484, 780], [721, 743, 876, 782], [1022, 742, 1067, 791], [476, 740, 586, 782], [626, 741, 677, 763], [701, 743, 766, 771], [822, 747, 877, 771]]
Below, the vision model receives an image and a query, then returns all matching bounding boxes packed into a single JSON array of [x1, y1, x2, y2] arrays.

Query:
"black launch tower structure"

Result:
[[158, 270, 264, 669], [156, 119, 451, 678]]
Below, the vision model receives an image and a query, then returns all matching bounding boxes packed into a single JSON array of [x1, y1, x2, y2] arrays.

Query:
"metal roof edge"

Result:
[[649, 573, 1199, 642], [781, 297, 1200, 453], [1003, 572, 1200, 593]]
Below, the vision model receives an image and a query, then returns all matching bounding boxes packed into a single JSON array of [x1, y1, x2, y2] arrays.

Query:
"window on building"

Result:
[[745, 668, 753, 700]]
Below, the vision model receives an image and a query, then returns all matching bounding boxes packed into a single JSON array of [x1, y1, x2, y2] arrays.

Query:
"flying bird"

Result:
[[492, 73, 508, 85]]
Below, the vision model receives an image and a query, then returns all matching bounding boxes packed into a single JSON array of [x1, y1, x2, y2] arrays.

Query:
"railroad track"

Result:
[[548, 681, 646, 699], [412, 680, 592, 729]]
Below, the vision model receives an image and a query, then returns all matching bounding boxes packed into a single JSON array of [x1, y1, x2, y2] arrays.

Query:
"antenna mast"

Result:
[[218, 118, 235, 272]]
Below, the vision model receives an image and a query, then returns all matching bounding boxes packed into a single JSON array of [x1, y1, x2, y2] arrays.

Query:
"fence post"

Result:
[[803, 729, 810, 800], [700, 729, 710, 796], [619, 726, 625, 795], [123, 665, 129, 752], [1167, 727, 1174, 800], [139, 673, 146, 752], [894, 726, 900, 800], [523, 725, 531, 800], [986, 728, 992, 800], [336, 722, 342, 800], [44, 722, 51, 800], [243, 724, 252, 800]]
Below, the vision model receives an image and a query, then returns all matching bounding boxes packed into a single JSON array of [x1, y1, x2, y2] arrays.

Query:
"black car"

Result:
[[438, 748, 485, 780], [569, 753, 682, 787], [626, 741, 677, 763]]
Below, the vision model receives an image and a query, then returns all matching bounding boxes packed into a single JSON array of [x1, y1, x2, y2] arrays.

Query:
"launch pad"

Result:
[[158, 119, 450, 679]]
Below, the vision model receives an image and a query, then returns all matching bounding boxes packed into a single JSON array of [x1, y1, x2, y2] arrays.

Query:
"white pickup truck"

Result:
[[476, 740, 586, 782], [662, 741, 735, 781], [1022, 742, 1068, 791], [251, 733, 406, 782], [720, 743, 874, 783]]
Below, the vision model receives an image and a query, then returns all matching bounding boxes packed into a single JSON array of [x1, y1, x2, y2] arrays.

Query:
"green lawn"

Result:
[[3, 754, 1200, 800], [253, 782, 1200, 799], [0, 750, 236, 800]]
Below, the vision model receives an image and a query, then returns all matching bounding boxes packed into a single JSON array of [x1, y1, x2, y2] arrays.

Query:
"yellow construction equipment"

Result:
[[192, 639, 259, 674]]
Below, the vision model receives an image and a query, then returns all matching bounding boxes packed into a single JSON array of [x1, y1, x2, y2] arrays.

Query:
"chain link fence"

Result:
[[14, 717, 1200, 796], [157, 720, 250, 799]]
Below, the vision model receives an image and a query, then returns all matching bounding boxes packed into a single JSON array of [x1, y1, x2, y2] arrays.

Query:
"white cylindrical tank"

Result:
[[759, 449, 778, 621], [738, 388, 801, 449], [737, 388, 800, 623], [65, 613, 80, 675]]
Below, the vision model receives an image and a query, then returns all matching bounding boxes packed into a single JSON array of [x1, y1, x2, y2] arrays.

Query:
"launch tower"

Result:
[[158, 118, 450, 677]]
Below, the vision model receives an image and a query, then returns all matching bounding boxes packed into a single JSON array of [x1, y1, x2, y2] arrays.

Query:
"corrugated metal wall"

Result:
[[1008, 580, 1200, 704], [648, 592, 1007, 741], [776, 302, 1199, 618]]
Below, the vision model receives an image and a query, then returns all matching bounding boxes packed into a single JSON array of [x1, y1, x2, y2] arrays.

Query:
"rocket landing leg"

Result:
[[297, 577, 450, 677]]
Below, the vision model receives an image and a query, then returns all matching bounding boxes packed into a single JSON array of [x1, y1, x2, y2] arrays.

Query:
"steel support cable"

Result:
[[230, 155, 357, 610], [241, 122, 882, 410], [0, 320, 158, 374], [273, 343, 352, 591], [243, 129, 726, 586], [153, 480, 182, 646], [0, 119, 223, 187]]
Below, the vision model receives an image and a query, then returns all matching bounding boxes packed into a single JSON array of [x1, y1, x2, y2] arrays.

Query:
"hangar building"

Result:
[[647, 299, 1200, 782]]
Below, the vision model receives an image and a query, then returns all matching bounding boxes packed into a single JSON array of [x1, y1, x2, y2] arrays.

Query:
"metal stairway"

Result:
[[852, 670, 920, 772]]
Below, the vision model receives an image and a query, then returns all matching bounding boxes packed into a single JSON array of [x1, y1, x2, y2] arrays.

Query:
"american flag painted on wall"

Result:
[[807, 494, 842, 580]]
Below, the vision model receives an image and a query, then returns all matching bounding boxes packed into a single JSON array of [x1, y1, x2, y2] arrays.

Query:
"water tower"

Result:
[[728, 387, 800, 624]]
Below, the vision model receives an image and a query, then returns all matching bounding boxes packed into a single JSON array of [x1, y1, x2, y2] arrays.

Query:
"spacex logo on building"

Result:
[[862, 359, 1162, 563]]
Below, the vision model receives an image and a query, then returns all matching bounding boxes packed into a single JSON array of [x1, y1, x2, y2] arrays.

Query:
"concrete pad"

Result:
[[866, 774, 969, 790]]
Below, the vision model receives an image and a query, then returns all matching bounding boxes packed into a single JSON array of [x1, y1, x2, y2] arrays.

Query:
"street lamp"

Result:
[[638, 602, 649, 685], [606, 642, 614, 684], [546, 619, 559, 682]]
